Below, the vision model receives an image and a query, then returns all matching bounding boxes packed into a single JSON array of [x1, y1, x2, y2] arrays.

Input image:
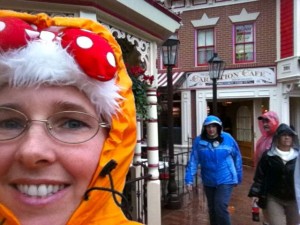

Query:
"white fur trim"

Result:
[[0, 40, 121, 124]]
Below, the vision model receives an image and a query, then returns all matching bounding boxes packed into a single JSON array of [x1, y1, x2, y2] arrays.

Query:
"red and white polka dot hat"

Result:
[[0, 16, 122, 124]]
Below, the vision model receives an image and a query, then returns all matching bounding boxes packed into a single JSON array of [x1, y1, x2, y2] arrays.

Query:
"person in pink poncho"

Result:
[[253, 110, 279, 225], [255, 111, 280, 167]]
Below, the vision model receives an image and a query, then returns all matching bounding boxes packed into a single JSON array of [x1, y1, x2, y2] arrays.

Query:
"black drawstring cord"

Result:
[[0, 218, 6, 225], [83, 172, 129, 208], [83, 160, 132, 220]]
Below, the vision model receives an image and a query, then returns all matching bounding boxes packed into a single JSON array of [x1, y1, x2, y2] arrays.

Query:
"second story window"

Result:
[[171, 0, 185, 8], [234, 24, 255, 63], [192, 0, 207, 5], [197, 28, 214, 65]]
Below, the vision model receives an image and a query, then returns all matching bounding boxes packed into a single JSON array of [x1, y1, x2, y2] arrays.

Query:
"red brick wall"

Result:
[[280, 0, 294, 58], [165, 0, 277, 73]]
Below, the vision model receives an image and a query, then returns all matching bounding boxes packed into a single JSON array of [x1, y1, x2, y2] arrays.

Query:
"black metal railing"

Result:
[[122, 161, 151, 223], [160, 137, 202, 205], [160, 151, 188, 202], [123, 137, 201, 222]]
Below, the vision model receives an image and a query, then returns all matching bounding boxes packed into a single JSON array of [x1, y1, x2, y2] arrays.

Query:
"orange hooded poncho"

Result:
[[0, 10, 141, 225]]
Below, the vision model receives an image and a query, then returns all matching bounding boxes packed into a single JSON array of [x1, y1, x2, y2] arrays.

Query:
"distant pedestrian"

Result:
[[249, 123, 300, 225], [255, 111, 280, 167], [185, 115, 243, 225], [254, 111, 279, 225]]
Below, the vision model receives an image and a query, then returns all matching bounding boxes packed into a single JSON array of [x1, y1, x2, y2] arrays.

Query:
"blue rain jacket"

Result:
[[185, 116, 243, 187]]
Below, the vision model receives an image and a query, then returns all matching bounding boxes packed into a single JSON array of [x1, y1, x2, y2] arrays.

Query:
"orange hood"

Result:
[[0, 10, 140, 225]]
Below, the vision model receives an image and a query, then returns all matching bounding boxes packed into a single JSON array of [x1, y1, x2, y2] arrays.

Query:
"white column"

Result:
[[280, 93, 290, 124], [146, 88, 160, 179], [291, 99, 300, 131], [181, 91, 191, 147], [133, 118, 142, 164], [146, 87, 161, 225], [271, 83, 289, 124], [147, 180, 161, 225], [253, 99, 262, 143], [196, 90, 208, 135]]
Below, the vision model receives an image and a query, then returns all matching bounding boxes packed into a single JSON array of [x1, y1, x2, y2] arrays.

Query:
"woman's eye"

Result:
[[64, 120, 85, 129], [51, 113, 98, 131], [57, 119, 89, 129], [0, 119, 24, 129]]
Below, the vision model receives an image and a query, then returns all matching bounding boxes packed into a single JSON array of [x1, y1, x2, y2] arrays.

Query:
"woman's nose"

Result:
[[14, 122, 56, 168]]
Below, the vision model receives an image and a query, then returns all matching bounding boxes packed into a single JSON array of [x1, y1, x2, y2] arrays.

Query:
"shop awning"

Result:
[[157, 72, 185, 88]]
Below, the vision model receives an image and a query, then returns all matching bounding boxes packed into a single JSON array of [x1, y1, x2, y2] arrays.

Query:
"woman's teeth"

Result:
[[16, 184, 65, 197]]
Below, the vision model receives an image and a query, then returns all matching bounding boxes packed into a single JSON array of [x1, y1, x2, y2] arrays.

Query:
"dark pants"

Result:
[[204, 184, 234, 225]]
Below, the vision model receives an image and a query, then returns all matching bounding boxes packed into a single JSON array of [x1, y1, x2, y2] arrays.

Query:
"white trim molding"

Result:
[[229, 8, 260, 23], [191, 13, 219, 28]]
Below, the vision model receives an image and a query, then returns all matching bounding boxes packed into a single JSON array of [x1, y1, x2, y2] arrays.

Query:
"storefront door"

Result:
[[235, 102, 254, 166], [218, 100, 254, 166]]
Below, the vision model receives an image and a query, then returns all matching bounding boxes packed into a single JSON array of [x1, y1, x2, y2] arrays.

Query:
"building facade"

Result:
[[158, 0, 300, 166]]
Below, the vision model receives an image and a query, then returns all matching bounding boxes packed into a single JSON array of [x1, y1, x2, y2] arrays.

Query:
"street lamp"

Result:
[[162, 35, 181, 209], [208, 53, 225, 115]]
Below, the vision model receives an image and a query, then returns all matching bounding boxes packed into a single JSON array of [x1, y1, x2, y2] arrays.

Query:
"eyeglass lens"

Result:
[[0, 107, 105, 144]]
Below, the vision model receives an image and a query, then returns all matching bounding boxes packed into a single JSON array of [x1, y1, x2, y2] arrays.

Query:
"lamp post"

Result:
[[208, 53, 225, 115], [162, 35, 181, 209]]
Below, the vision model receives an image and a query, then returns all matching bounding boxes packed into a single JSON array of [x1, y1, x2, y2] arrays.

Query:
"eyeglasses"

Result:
[[0, 107, 109, 144]]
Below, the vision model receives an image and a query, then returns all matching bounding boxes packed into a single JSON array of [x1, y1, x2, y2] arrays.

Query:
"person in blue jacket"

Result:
[[185, 115, 243, 225]]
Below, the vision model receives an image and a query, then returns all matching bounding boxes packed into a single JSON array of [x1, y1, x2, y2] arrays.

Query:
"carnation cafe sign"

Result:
[[186, 67, 276, 88]]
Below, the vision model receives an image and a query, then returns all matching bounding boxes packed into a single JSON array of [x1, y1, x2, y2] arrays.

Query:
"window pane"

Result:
[[236, 25, 245, 43], [206, 30, 214, 46], [198, 29, 213, 46], [245, 52, 253, 61], [198, 49, 206, 64], [235, 44, 244, 54], [197, 48, 214, 64], [171, 0, 185, 7], [245, 44, 254, 60], [198, 31, 206, 47], [244, 25, 253, 42], [193, 0, 207, 5], [206, 48, 214, 61], [235, 44, 245, 61], [245, 44, 253, 53]]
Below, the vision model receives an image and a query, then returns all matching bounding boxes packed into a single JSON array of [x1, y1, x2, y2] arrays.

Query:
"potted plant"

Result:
[[127, 65, 153, 119]]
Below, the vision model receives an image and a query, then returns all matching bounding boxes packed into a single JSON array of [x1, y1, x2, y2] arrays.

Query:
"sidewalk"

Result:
[[162, 166, 261, 225]]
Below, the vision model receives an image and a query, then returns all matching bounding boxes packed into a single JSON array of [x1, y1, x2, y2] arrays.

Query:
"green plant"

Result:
[[127, 65, 153, 119]]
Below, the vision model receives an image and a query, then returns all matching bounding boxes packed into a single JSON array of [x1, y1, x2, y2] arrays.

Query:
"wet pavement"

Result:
[[162, 166, 263, 225]]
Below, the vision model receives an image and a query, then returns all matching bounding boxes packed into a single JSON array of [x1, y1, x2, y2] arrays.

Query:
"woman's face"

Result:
[[205, 124, 218, 138], [0, 86, 106, 225], [261, 118, 271, 133], [277, 133, 293, 151]]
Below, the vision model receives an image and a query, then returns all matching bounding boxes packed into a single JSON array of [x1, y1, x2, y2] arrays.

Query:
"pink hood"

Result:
[[254, 111, 279, 167]]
